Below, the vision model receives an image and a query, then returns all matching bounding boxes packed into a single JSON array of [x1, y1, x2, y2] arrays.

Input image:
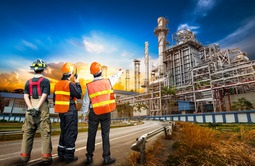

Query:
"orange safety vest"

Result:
[[54, 80, 75, 113], [87, 79, 116, 115]]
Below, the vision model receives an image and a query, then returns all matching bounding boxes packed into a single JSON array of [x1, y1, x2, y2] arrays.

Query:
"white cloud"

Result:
[[69, 39, 84, 48], [194, 0, 215, 17], [82, 32, 120, 55], [22, 40, 38, 50], [0, 70, 30, 90], [218, 17, 255, 46], [178, 24, 200, 32], [44, 32, 145, 75], [215, 16, 255, 59], [83, 40, 105, 54], [121, 50, 134, 57]]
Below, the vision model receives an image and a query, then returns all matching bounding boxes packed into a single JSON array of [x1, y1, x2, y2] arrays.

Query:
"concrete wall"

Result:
[[224, 92, 255, 111]]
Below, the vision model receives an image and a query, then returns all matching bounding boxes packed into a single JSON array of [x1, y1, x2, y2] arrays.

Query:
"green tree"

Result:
[[162, 86, 176, 95], [231, 97, 254, 111], [134, 103, 148, 112], [116, 102, 133, 119], [13, 89, 24, 94]]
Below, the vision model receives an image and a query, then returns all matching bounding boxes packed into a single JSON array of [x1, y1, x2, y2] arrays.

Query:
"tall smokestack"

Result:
[[144, 42, 149, 92], [154, 17, 169, 76]]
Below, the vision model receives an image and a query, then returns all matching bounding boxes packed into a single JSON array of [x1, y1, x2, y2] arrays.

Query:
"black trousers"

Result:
[[58, 105, 78, 160], [86, 108, 111, 158]]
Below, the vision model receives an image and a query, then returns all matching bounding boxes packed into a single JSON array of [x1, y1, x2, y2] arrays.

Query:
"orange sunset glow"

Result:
[[0, 62, 145, 94]]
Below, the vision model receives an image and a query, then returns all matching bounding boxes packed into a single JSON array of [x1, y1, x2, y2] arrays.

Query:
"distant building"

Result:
[[0, 90, 138, 122]]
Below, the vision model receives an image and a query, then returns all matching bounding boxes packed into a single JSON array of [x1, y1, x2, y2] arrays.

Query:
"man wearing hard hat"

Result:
[[53, 62, 82, 163], [20, 59, 52, 164], [81, 62, 123, 165]]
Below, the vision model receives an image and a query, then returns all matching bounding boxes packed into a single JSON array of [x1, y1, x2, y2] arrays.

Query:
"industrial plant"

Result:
[[118, 17, 255, 116]]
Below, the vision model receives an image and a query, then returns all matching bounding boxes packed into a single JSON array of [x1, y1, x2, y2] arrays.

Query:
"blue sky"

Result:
[[1, 0, 255, 90]]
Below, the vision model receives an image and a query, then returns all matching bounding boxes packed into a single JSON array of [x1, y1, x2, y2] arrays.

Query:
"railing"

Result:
[[0, 130, 23, 140], [131, 121, 175, 164], [2, 110, 255, 123]]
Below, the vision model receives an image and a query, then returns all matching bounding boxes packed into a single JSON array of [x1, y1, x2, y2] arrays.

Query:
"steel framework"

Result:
[[116, 17, 255, 116]]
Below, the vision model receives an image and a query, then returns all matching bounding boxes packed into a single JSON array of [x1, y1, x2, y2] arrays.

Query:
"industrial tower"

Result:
[[154, 17, 169, 76], [133, 59, 141, 92], [125, 69, 130, 91], [117, 17, 255, 117], [142, 42, 150, 92]]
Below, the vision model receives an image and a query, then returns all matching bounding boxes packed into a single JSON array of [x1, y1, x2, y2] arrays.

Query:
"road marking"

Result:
[[16, 127, 153, 165], [0, 122, 162, 165]]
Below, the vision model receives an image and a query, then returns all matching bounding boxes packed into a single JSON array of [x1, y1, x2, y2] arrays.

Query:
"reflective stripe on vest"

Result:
[[29, 77, 44, 96], [54, 80, 71, 113], [87, 79, 116, 115]]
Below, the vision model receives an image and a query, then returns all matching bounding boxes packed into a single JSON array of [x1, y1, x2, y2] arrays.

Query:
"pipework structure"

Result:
[[117, 17, 255, 116], [134, 59, 141, 92], [125, 69, 130, 91]]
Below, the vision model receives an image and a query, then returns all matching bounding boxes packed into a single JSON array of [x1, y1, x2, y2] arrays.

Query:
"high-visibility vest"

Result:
[[87, 79, 116, 115], [54, 80, 73, 113]]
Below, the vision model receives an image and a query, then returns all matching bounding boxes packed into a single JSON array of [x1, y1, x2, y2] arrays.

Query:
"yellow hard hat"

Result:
[[30, 59, 47, 71], [90, 62, 102, 75], [62, 62, 74, 74]]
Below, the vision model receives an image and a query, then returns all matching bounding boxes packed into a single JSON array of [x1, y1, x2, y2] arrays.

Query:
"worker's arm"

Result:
[[70, 82, 82, 99], [109, 69, 123, 86], [24, 94, 33, 110], [81, 89, 90, 123]]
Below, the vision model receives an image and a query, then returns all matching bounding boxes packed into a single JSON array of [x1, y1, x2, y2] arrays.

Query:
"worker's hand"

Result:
[[84, 116, 88, 124], [74, 75, 79, 83], [27, 107, 40, 117], [74, 73, 78, 79], [119, 69, 124, 73]]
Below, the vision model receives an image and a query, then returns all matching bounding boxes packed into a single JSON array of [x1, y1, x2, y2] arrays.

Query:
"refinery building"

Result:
[[119, 17, 255, 116]]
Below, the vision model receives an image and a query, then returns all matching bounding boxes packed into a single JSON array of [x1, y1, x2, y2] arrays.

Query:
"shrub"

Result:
[[166, 122, 255, 166]]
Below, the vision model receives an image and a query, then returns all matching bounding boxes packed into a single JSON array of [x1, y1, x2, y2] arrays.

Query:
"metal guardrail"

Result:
[[0, 127, 86, 140], [0, 130, 22, 137], [131, 121, 175, 164]]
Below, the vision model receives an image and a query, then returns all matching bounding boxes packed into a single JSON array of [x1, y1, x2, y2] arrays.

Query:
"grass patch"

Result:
[[166, 122, 255, 165], [123, 122, 255, 166]]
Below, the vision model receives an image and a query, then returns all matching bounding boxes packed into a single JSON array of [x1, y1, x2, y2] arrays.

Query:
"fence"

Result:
[[1, 110, 255, 123], [145, 110, 255, 123]]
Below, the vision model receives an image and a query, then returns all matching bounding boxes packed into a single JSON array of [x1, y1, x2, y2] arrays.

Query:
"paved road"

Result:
[[0, 121, 167, 166]]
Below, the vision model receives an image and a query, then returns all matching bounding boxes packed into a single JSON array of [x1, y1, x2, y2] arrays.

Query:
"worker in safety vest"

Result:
[[53, 62, 82, 163], [20, 59, 52, 165], [81, 62, 123, 165]]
